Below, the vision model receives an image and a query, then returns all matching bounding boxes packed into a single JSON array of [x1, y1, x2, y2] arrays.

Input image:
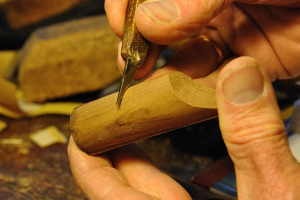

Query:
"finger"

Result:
[[205, 4, 300, 81], [105, 0, 300, 40], [145, 35, 227, 81], [135, 0, 234, 44], [110, 145, 192, 200], [68, 137, 162, 200], [105, 0, 128, 38], [118, 35, 226, 81], [117, 41, 161, 80], [135, 0, 300, 45], [238, 0, 300, 6], [216, 56, 300, 198]]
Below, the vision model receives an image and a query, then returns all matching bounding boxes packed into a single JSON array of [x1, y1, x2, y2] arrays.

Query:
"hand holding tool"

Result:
[[70, 34, 225, 155], [117, 0, 150, 107]]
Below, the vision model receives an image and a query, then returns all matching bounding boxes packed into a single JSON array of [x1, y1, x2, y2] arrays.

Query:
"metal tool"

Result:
[[116, 0, 150, 107]]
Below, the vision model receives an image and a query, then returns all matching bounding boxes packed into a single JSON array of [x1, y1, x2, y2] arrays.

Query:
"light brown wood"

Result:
[[70, 71, 217, 155], [1, 0, 87, 29], [18, 15, 121, 103], [0, 51, 17, 78]]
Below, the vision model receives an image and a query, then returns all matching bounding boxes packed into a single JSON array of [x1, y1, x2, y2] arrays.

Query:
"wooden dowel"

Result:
[[70, 71, 217, 155]]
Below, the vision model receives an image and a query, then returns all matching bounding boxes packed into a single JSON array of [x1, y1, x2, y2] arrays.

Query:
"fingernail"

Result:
[[221, 64, 265, 104], [138, 0, 179, 24]]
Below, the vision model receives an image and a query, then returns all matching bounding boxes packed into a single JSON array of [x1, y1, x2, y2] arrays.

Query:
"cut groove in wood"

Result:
[[70, 71, 217, 155]]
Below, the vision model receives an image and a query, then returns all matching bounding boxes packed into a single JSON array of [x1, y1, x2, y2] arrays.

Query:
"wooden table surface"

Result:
[[0, 0, 298, 198], [0, 115, 87, 199], [0, 114, 225, 199]]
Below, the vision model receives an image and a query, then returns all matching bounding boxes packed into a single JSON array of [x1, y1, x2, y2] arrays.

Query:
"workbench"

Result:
[[0, 113, 226, 199], [0, 1, 226, 197], [0, 0, 299, 199]]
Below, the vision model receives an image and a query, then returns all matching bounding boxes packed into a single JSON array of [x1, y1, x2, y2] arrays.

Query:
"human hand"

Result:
[[105, 0, 300, 81], [215, 57, 300, 199], [68, 57, 300, 199], [68, 137, 192, 200], [67, 1, 300, 199]]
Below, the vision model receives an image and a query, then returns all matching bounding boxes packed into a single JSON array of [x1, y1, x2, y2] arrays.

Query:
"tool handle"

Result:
[[70, 72, 217, 155], [121, 0, 149, 65]]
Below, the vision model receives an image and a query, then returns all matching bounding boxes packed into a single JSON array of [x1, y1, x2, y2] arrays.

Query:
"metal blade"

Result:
[[116, 57, 139, 107]]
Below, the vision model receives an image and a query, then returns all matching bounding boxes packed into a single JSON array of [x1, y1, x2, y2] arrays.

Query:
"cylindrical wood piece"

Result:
[[70, 71, 217, 155]]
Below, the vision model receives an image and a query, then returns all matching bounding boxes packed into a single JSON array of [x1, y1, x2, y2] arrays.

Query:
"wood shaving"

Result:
[[0, 120, 7, 132], [0, 138, 23, 145], [29, 126, 67, 148]]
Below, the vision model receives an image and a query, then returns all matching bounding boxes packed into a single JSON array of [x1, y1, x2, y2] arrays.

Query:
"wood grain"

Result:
[[70, 71, 217, 155], [18, 15, 121, 103]]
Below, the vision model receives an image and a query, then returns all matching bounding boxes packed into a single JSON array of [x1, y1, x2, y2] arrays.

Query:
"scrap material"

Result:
[[0, 138, 24, 145], [18, 15, 121, 103], [0, 120, 7, 132], [0, 77, 81, 118], [29, 126, 67, 148], [0, 0, 87, 29], [0, 51, 82, 118]]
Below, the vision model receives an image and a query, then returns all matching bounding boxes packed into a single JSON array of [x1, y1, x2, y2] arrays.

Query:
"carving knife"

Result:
[[116, 0, 150, 107]]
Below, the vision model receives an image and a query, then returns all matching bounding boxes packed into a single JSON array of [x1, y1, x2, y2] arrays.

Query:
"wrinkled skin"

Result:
[[68, 1, 300, 199]]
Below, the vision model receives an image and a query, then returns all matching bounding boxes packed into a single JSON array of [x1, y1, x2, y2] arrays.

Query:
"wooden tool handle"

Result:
[[121, 0, 149, 65], [70, 71, 217, 155]]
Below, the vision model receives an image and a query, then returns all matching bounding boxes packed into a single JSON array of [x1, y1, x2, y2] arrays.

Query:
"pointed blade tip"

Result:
[[116, 91, 121, 106]]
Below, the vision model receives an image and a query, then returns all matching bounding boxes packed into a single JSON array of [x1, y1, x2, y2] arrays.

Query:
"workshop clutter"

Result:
[[0, 15, 122, 118]]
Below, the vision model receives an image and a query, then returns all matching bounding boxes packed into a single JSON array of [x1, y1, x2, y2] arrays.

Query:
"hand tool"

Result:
[[70, 34, 224, 155], [116, 0, 150, 107]]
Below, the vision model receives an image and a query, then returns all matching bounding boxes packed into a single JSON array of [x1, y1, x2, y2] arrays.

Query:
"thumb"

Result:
[[216, 57, 300, 198], [135, 0, 232, 44]]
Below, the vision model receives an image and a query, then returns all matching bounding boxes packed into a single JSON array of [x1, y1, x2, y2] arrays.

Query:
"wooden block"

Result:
[[18, 15, 121, 103], [70, 71, 218, 155], [0, 51, 17, 77], [0, 0, 87, 29]]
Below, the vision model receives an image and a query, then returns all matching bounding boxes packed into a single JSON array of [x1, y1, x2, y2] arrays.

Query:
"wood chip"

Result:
[[29, 126, 67, 148], [0, 138, 23, 145], [0, 120, 7, 132]]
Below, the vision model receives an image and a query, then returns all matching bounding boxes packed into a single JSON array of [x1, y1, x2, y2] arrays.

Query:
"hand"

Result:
[[215, 57, 300, 199], [67, 1, 300, 199], [104, 0, 300, 199], [105, 0, 300, 81], [68, 137, 192, 200], [68, 58, 300, 200]]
